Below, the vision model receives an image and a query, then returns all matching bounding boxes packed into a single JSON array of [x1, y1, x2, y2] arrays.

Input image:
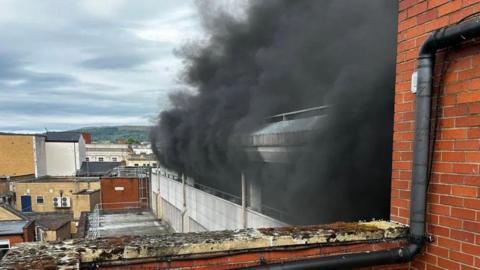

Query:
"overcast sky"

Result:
[[0, 0, 202, 132]]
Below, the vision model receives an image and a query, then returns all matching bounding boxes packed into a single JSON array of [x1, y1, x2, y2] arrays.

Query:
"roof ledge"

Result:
[[1, 220, 407, 269]]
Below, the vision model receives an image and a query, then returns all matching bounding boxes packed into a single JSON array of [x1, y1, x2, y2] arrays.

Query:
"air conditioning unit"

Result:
[[53, 197, 71, 208]]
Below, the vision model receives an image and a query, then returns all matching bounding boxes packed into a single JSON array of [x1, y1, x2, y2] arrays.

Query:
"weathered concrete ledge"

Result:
[[0, 220, 407, 270]]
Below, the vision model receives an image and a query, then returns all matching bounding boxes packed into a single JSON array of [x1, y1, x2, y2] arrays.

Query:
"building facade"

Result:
[[0, 133, 47, 178], [125, 154, 157, 167], [130, 143, 153, 155], [45, 132, 86, 176], [85, 143, 131, 162], [13, 177, 100, 220]]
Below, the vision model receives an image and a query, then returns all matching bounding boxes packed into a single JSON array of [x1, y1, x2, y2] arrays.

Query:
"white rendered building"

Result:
[[86, 144, 131, 162], [45, 132, 86, 176]]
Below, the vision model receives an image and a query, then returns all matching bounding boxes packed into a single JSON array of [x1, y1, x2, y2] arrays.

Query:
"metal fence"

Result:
[[108, 166, 150, 178], [87, 202, 144, 239]]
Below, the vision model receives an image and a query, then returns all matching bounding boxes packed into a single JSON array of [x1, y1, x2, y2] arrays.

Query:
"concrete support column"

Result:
[[156, 192, 163, 219], [156, 168, 163, 219], [246, 175, 262, 212], [241, 172, 247, 229], [181, 174, 190, 233]]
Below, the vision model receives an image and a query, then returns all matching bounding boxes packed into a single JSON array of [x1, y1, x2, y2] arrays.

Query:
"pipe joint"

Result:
[[408, 234, 426, 245]]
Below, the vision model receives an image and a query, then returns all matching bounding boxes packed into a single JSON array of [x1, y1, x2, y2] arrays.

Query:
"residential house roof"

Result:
[[45, 132, 82, 142], [23, 212, 72, 230], [0, 204, 71, 231], [0, 204, 28, 220], [0, 220, 29, 235]]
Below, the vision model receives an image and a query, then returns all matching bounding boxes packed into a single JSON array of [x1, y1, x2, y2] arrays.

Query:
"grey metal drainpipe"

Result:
[[247, 17, 480, 270]]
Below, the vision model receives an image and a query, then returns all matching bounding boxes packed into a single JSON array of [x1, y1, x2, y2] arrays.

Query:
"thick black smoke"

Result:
[[151, 0, 397, 224]]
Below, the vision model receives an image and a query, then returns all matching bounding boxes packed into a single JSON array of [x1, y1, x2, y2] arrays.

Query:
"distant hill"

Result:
[[70, 126, 151, 143]]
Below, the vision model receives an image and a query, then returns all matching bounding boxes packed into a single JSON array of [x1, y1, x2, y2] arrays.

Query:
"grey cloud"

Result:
[[79, 53, 150, 70], [0, 0, 198, 132]]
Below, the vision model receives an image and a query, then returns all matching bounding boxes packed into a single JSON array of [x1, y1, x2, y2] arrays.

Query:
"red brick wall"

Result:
[[96, 241, 405, 270], [100, 177, 147, 210], [22, 221, 35, 242], [0, 235, 26, 246], [82, 132, 92, 144], [392, 1, 480, 269]]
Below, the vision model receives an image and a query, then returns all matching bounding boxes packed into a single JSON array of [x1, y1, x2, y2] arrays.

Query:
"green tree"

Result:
[[127, 138, 139, 145]]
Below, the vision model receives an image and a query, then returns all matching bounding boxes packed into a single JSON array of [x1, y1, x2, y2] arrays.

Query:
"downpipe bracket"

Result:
[[408, 234, 434, 245], [425, 234, 435, 243]]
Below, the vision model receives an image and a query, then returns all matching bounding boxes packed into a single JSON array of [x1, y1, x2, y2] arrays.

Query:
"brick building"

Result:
[[100, 176, 149, 210], [13, 177, 100, 220], [388, 1, 480, 269], [0, 133, 47, 178], [0, 205, 35, 259]]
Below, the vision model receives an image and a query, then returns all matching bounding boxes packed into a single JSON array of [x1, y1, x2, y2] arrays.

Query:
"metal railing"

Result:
[[191, 181, 242, 205], [265, 105, 329, 122], [87, 204, 100, 239], [87, 201, 146, 239], [108, 166, 150, 178]]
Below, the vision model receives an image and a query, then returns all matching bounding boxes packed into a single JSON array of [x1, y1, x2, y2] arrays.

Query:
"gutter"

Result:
[[247, 16, 480, 270]]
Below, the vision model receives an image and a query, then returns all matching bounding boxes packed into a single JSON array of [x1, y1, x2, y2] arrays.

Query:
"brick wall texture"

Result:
[[0, 135, 35, 177], [390, 1, 480, 269], [100, 177, 148, 210]]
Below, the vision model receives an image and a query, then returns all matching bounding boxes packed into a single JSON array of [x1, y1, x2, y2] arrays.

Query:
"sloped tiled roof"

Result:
[[0, 220, 29, 235], [45, 132, 82, 142], [23, 212, 72, 230]]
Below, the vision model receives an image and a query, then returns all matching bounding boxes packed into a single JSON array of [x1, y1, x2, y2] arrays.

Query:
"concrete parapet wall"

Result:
[[151, 169, 287, 232]]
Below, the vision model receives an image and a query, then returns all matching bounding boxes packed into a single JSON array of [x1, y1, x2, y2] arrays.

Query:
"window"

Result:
[[85, 157, 89, 161], [98, 157, 104, 162], [112, 157, 117, 162], [153, 163, 157, 167], [134, 164, 139, 167], [36, 196, 44, 204]]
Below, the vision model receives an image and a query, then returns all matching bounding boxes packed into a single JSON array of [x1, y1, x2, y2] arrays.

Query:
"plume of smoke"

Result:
[[151, 0, 397, 224]]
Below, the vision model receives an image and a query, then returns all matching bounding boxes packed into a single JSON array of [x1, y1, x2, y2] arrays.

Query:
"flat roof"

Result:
[[16, 176, 100, 183], [86, 143, 130, 148], [0, 174, 36, 181], [0, 220, 29, 235], [73, 189, 100, 195], [78, 162, 121, 177], [0, 132, 45, 137], [87, 210, 170, 238], [128, 154, 157, 161]]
